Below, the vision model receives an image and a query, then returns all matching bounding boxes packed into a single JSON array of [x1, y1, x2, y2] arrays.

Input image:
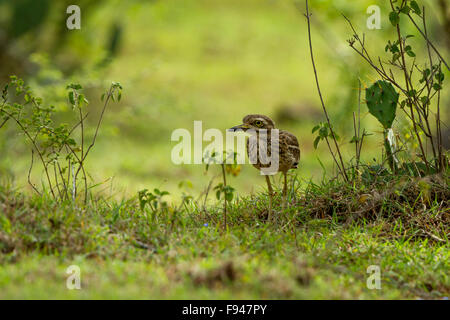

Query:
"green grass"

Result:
[[1, 172, 448, 299]]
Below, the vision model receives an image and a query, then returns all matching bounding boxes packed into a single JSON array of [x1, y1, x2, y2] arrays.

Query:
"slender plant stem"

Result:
[[27, 149, 41, 195]]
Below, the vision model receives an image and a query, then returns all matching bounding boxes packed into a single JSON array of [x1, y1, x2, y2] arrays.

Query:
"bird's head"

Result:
[[228, 114, 275, 133]]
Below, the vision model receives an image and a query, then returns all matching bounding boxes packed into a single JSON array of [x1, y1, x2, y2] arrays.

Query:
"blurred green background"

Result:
[[0, 0, 448, 200]]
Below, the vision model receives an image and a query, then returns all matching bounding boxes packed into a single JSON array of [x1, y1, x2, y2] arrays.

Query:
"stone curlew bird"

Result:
[[229, 114, 300, 221]]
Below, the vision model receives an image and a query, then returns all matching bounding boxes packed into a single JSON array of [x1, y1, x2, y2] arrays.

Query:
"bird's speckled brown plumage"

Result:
[[246, 129, 300, 173]]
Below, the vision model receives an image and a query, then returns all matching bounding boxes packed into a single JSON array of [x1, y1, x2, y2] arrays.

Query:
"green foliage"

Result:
[[9, 0, 50, 37], [389, 11, 399, 26], [203, 150, 241, 202], [389, 0, 422, 27], [409, 1, 421, 15], [203, 150, 241, 229]]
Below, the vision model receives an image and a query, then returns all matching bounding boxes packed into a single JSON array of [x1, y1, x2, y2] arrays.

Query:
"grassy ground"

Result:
[[0, 0, 449, 300], [1, 171, 448, 299]]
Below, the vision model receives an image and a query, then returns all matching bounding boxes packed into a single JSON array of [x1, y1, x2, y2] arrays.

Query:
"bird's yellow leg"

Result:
[[265, 175, 273, 222], [282, 172, 287, 211]]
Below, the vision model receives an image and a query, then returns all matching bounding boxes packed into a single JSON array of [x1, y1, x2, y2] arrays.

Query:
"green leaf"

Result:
[[313, 136, 321, 149], [389, 11, 400, 26], [365, 80, 399, 129], [399, 5, 410, 14], [312, 125, 320, 133], [410, 1, 421, 15]]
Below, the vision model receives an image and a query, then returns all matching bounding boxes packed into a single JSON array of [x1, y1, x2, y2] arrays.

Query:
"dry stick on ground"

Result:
[[406, 12, 449, 72], [220, 163, 227, 230], [304, 0, 348, 182], [0, 109, 56, 198]]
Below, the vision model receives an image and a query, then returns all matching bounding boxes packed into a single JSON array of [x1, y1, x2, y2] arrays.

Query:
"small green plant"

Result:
[[311, 122, 349, 178], [204, 150, 241, 230], [304, 0, 348, 182], [365, 80, 399, 172]]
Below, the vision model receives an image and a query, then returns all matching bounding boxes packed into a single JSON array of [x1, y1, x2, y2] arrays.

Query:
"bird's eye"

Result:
[[254, 120, 263, 127]]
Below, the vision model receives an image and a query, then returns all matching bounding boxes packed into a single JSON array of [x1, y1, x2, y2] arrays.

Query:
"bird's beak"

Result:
[[228, 123, 250, 132]]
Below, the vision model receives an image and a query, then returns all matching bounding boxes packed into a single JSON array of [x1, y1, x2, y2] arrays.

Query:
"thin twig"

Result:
[[390, 0, 430, 171], [221, 164, 227, 230], [407, 13, 449, 71], [27, 149, 41, 195], [304, 0, 348, 181]]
